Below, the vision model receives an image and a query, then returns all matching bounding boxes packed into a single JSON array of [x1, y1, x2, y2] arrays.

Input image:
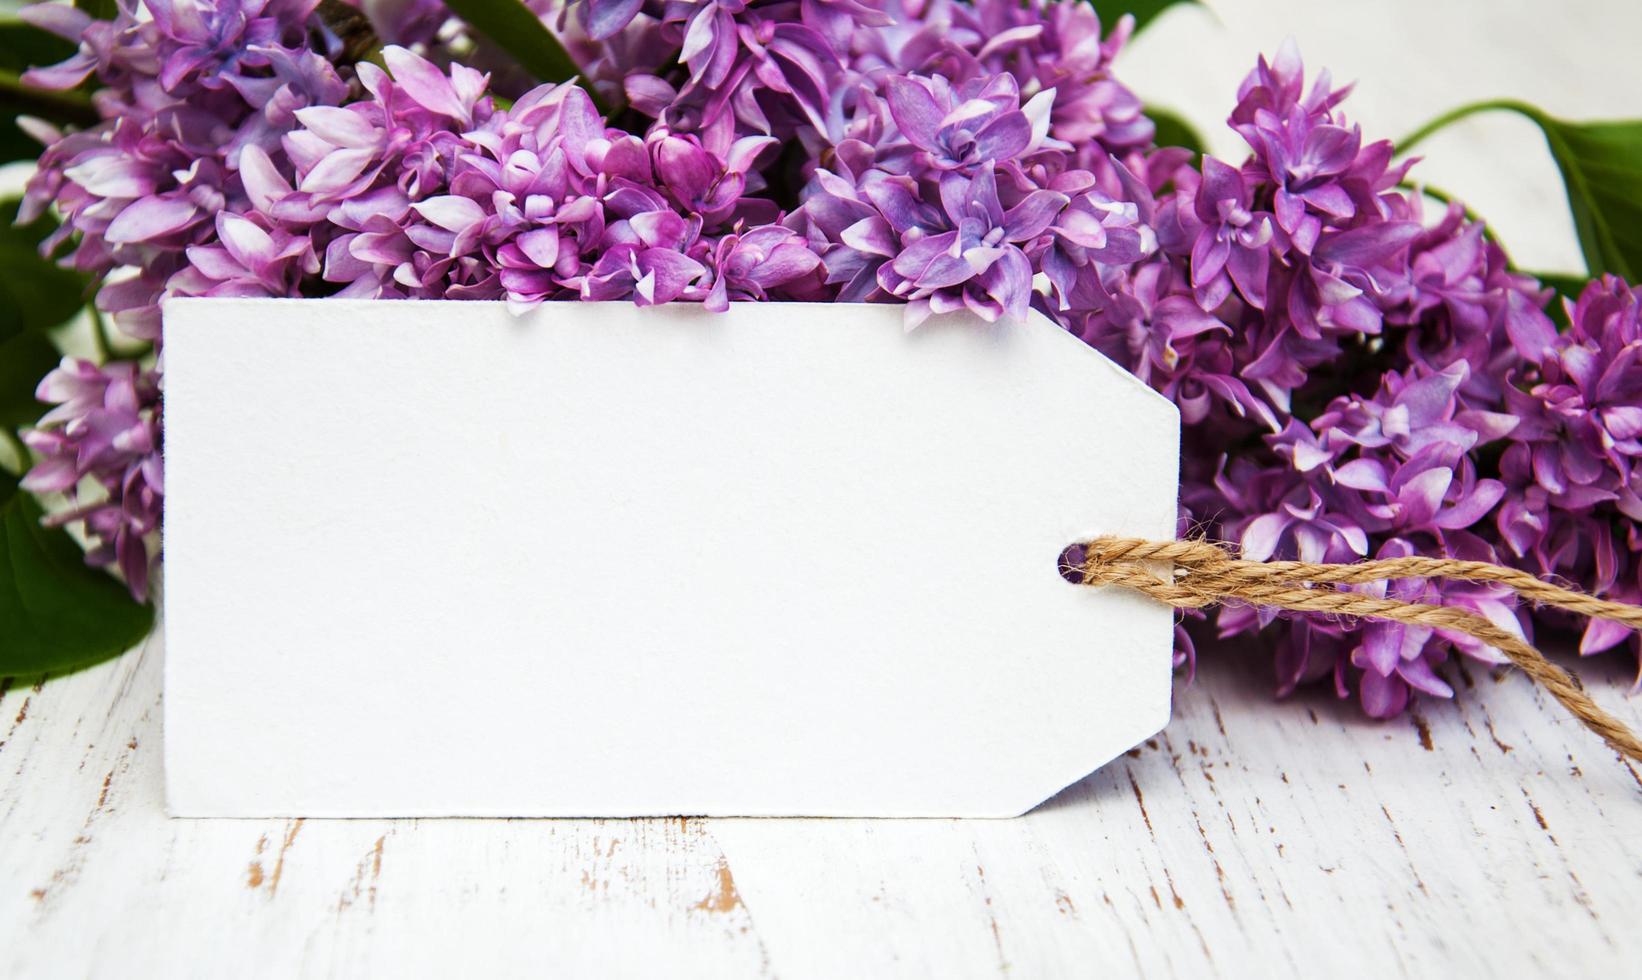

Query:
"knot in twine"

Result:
[[1075, 537, 1642, 765]]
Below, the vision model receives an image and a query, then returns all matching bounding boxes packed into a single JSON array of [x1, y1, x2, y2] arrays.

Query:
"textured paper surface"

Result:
[[162, 299, 1179, 817]]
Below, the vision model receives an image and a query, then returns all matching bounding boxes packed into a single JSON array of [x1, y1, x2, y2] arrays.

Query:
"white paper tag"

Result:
[[161, 299, 1179, 817]]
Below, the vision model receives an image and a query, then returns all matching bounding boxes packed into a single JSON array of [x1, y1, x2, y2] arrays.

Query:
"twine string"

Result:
[[1075, 536, 1642, 764]]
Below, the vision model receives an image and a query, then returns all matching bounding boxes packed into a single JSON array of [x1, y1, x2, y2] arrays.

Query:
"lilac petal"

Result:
[[963, 244, 1006, 276], [1504, 289, 1557, 361], [980, 247, 1033, 322], [893, 233, 970, 290], [626, 75, 678, 117], [105, 196, 199, 243], [185, 245, 247, 281], [1002, 191, 1068, 241], [1455, 410, 1520, 444], [725, 136, 778, 175], [18, 3, 91, 40], [902, 298, 935, 330], [1580, 616, 1633, 656], [1356, 665, 1409, 718], [1604, 406, 1642, 439], [299, 147, 377, 195], [1196, 156, 1244, 218], [1399, 467, 1453, 525], [970, 112, 1032, 163], [1559, 345, 1600, 391], [238, 144, 295, 213], [292, 106, 378, 147], [351, 231, 415, 265], [1241, 513, 1289, 561], [1397, 363, 1465, 425], [1314, 222, 1422, 267], [962, 287, 1005, 323], [413, 196, 487, 233], [1227, 245, 1269, 308], [655, 137, 718, 204], [1333, 459, 1389, 493], [840, 217, 896, 258], [703, 275, 730, 313], [382, 45, 467, 122], [559, 88, 605, 159], [1020, 89, 1054, 150], [1435, 478, 1505, 529], [747, 244, 820, 287], [1360, 624, 1402, 676], [1303, 124, 1361, 175], [586, 0, 645, 39], [63, 156, 158, 198], [885, 76, 943, 150], [1154, 297, 1228, 338], [119, 533, 150, 604], [1299, 182, 1355, 219], [324, 235, 369, 281], [159, 45, 215, 91], [1054, 208, 1110, 250], [863, 177, 932, 234], [20, 456, 81, 494], [1192, 231, 1231, 286], [1335, 521, 1370, 557], [628, 209, 688, 248], [638, 249, 705, 303], [678, 3, 720, 66], [216, 214, 280, 272], [966, 167, 1004, 226], [1397, 654, 1453, 698], [516, 229, 560, 269], [21, 56, 96, 91]]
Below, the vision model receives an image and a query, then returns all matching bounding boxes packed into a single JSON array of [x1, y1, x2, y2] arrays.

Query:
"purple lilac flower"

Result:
[[883, 73, 1053, 172], [23, 360, 164, 602], [702, 225, 823, 310], [17, 1, 1642, 720]]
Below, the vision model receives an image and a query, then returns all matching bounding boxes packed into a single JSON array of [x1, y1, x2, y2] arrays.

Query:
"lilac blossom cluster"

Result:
[[14, 0, 1641, 714]]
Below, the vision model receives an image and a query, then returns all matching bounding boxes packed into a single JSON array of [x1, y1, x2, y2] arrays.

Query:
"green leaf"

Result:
[[0, 198, 91, 335], [75, 0, 118, 21], [1401, 100, 1642, 281], [0, 21, 87, 163], [0, 468, 154, 677], [442, 0, 602, 110], [0, 18, 98, 135], [0, 331, 59, 429], [1089, 0, 1199, 33], [1147, 106, 1204, 155]]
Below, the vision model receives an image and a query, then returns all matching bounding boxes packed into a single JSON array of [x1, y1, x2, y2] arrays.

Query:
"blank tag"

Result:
[[162, 299, 1179, 817]]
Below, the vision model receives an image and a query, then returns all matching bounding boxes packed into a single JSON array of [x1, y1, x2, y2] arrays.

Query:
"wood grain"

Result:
[[2, 632, 1638, 978], [7, 1, 1642, 975]]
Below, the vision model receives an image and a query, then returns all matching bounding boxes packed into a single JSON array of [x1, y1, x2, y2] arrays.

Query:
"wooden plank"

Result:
[[3, 631, 1639, 978]]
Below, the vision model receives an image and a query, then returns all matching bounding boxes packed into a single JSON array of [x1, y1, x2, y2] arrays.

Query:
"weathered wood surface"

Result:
[[7, 1, 1642, 976], [3, 630, 1639, 978]]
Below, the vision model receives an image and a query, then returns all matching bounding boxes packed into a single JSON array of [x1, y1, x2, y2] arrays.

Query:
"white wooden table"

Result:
[[3, 632, 1640, 977], [6, 1, 1642, 976]]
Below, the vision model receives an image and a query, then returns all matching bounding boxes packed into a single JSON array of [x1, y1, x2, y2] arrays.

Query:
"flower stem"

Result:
[[88, 302, 111, 364], [1397, 179, 1499, 246], [1399, 99, 1540, 155]]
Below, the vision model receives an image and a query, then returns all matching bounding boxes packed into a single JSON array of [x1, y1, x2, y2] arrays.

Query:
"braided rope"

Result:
[[1076, 537, 1642, 764]]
